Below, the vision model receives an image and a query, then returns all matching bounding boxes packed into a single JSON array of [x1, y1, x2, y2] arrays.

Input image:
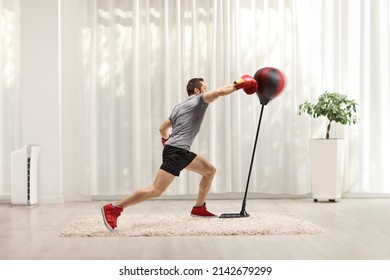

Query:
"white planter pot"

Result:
[[309, 139, 344, 202]]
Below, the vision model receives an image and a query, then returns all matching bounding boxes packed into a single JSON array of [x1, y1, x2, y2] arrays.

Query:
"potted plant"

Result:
[[298, 91, 358, 202]]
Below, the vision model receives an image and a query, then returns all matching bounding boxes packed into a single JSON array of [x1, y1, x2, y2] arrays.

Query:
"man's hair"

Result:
[[186, 78, 204, 96]]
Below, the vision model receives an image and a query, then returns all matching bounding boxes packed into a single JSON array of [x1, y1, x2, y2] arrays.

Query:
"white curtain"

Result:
[[81, 0, 390, 197], [0, 0, 20, 197]]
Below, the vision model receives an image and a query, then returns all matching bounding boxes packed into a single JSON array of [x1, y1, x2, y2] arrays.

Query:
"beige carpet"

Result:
[[59, 213, 323, 237]]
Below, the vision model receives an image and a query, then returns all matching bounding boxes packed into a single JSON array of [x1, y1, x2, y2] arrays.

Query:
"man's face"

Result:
[[199, 81, 207, 93], [194, 81, 206, 95]]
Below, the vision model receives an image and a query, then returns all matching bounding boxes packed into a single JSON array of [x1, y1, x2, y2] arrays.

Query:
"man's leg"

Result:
[[185, 155, 216, 206], [101, 169, 175, 231], [116, 169, 176, 208]]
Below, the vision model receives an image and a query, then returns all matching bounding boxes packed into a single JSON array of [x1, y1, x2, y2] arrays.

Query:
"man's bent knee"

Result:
[[205, 165, 216, 178]]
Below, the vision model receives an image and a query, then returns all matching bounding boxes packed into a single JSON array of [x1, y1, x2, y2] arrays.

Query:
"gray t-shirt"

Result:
[[165, 93, 209, 150]]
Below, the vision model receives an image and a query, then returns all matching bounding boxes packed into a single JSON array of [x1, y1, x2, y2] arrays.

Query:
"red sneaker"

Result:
[[101, 203, 123, 231], [191, 202, 218, 217]]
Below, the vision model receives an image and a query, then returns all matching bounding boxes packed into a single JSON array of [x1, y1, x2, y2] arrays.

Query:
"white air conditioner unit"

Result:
[[11, 145, 40, 206]]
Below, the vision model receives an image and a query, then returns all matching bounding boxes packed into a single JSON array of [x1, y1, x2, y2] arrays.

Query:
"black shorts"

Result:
[[160, 145, 197, 177]]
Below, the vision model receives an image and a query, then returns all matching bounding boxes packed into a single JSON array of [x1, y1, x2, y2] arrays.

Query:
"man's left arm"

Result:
[[203, 75, 257, 104], [203, 84, 236, 104]]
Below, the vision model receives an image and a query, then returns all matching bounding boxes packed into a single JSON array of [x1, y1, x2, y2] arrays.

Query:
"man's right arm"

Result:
[[159, 119, 171, 140]]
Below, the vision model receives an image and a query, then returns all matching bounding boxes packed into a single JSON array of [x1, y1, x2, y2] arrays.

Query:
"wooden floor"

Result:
[[0, 198, 389, 260]]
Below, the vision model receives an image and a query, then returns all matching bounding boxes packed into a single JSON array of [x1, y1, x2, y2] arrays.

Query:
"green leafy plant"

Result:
[[298, 91, 358, 139]]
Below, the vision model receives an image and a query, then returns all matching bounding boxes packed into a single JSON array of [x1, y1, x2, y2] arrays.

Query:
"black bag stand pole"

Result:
[[220, 104, 265, 218]]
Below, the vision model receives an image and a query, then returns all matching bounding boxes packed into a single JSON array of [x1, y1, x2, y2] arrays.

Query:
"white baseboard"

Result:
[[0, 195, 11, 200], [1, 195, 63, 204], [92, 192, 313, 201], [3, 192, 389, 204], [342, 192, 390, 198], [37, 195, 64, 204], [63, 194, 92, 202], [92, 192, 390, 201]]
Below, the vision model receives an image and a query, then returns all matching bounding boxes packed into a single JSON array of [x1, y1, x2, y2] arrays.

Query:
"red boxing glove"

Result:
[[244, 86, 256, 95], [234, 75, 258, 94]]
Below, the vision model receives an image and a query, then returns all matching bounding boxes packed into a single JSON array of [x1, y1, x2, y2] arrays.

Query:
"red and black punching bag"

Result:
[[254, 67, 286, 105]]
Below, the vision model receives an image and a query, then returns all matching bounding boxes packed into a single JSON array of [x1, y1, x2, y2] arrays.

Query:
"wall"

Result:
[[17, 1, 389, 202], [20, 0, 62, 203], [19, 0, 86, 203], [60, 0, 88, 201]]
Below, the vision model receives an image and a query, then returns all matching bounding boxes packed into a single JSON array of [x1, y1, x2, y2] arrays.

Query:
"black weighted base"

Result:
[[219, 211, 250, 219]]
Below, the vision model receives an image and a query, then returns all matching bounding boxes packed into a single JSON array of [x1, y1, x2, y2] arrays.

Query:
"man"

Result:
[[101, 75, 257, 231]]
